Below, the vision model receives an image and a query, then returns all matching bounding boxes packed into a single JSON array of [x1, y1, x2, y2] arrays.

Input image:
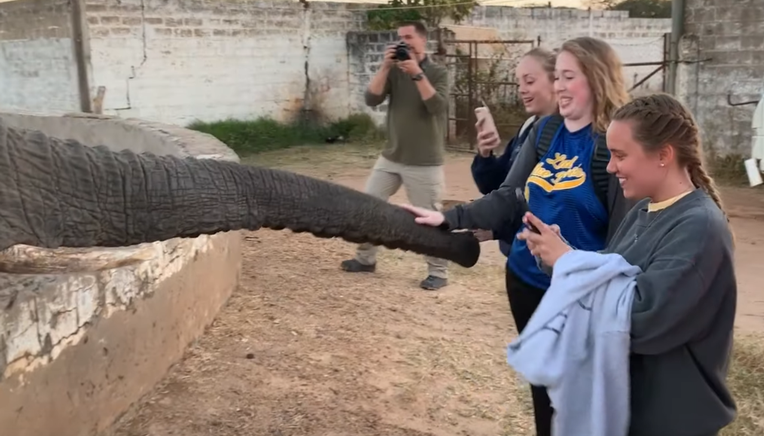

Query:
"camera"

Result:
[[394, 41, 411, 61]]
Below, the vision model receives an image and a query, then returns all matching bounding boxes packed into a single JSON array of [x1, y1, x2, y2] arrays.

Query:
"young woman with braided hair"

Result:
[[518, 93, 737, 436]]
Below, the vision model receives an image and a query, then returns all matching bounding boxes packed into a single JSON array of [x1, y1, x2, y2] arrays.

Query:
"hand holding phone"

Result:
[[474, 100, 496, 132], [514, 188, 541, 234], [475, 100, 500, 157]]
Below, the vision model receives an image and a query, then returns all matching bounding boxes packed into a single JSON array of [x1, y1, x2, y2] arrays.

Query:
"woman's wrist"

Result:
[[477, 149, 494, 158]]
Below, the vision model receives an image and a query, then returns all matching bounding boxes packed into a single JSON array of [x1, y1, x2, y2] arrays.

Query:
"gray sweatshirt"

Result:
[[506, 250, 642, 436], [605, 189, 737, 436]]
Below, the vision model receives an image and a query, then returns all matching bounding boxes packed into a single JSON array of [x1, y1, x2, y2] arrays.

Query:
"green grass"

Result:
[[708, 153, 751, 186], [187, 113, 384, 155]]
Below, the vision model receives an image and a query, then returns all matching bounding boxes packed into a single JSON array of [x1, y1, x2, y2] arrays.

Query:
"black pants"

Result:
[[505, 267, 554, 436]]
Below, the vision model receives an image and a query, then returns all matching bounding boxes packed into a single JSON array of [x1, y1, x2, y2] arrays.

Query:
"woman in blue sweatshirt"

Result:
[[401, 37, 632, 436], [471, 47, 558, 257], [519, 94, 737, 436]]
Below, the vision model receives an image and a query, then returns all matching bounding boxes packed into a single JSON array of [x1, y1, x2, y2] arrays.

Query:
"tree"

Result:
[[366, 0, 477, 30], [611, 0, 671, 18], [585, 0, 671, 18]]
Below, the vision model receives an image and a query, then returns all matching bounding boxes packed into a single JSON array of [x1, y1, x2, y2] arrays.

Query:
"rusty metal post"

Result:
[[662, 32, 671, 92], [70, 0, 92, 113], [667, 0, 685, 95], [467, 41, 475, 150]]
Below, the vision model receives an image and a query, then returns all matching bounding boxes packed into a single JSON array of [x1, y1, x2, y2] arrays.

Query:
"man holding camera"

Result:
[[340, 21, 450, 290]]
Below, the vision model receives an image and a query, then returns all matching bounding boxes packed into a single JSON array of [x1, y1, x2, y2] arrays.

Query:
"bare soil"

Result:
[[108, 145, 763, 436]]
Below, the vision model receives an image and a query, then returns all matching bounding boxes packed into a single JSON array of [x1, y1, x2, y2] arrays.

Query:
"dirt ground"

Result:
[[108, 145, 763, 436]]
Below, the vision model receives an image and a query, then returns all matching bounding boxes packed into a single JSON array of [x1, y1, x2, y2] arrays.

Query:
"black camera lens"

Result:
[[394, 41, 410, 61]]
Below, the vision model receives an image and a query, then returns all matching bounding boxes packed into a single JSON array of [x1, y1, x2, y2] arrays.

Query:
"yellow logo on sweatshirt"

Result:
[[526, 153, 586, 193]]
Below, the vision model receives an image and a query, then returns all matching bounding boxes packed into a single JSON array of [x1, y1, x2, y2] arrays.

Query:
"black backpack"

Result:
[[534, 115, 610, 211]]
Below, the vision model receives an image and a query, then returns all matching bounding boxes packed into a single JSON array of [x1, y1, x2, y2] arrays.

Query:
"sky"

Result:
[[547, 0, 585, 6], [494, 0, 587, 6], [0, 0, 582, 7]]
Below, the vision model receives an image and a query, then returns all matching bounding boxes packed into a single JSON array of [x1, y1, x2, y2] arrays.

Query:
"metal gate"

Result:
[[623, 33, 671, 94], [443, 38, 537, 150], [443, 34, 673, 149]]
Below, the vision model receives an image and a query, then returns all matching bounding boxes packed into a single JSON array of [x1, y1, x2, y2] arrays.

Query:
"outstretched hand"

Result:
[[516, 212, 571, 267], [399, 204, 446, 227]]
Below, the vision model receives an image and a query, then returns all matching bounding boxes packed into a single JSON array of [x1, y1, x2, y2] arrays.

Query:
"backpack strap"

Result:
[[535, 115, 564, 161], [590, 135, 610, 211], [518, 115, 537, 141], [534, 114, 609, 212]]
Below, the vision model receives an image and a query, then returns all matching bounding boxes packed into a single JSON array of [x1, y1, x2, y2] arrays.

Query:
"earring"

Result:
[[660, 162, 665, 167]]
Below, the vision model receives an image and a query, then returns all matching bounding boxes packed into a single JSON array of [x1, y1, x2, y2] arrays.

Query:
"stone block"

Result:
[[0, 112, 242, 436]]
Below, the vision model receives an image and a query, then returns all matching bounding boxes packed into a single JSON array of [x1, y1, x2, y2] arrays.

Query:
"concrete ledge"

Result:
[[0, 112, 243, 436]]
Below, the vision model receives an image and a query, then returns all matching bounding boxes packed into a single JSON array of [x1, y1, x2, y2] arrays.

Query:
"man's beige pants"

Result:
[[354, 156, 448, 279]]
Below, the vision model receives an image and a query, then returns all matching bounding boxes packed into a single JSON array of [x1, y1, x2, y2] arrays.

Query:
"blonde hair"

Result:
[[523, 47, 556, 83], [613, 94, 732, 233], [559, 37, 630, 133]]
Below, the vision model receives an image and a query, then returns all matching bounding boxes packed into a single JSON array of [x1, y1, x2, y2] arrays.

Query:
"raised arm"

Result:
[[443, 123, 540, 232], [365, 45, 395, 107], [365, 70, 392, 107]]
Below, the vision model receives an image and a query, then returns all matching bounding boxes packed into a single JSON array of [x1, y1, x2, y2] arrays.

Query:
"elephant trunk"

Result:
[[0, 122, 480, 268]]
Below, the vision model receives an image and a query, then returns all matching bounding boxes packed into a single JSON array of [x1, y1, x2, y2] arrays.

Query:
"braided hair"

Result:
[[612, 94, 731, 229]]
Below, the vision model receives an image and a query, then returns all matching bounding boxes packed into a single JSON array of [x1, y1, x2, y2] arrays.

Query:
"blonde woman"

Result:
[[471, 47, 558, 257], [402, 37, 632, 436]]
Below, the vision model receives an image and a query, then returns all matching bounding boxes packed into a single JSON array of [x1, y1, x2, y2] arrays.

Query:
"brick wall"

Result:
[[347, 30, 449, 126], [677, 0, 764, 156], [0, 0, 80, 113], [83, 0, 366, 126], [1, 1, 673, 128], [349, 10, 670, 129]]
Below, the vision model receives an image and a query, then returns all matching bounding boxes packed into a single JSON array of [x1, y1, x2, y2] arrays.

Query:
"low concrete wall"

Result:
[[0, 112, 243, 436]]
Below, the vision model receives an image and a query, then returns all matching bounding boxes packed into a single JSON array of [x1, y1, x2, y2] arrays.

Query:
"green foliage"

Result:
[[366, 0, 477, 31], [587, 0, 671, 18], [329, 113, 385, 143], [450, 53, 527, 144], [187, 113, 384, 155], [611, 0, 671, 18], [707, 153, 749, 185]]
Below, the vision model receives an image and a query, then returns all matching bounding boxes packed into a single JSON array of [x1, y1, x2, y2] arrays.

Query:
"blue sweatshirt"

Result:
[[508, 122, 609, 290], [471, 116, 536, 256]]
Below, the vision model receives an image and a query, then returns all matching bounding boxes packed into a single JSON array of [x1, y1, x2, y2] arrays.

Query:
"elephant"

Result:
[[0, 120, 481, 270]]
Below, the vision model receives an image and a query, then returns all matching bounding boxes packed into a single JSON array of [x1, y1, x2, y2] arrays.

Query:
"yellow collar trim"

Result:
[[648, 190, 693, 213]]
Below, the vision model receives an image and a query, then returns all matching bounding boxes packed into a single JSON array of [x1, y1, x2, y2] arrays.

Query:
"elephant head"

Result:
[[0, 120, 480, 270]]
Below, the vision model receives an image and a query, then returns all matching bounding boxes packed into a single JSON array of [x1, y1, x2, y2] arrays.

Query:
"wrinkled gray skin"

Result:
[[0, 121, 480, 268]]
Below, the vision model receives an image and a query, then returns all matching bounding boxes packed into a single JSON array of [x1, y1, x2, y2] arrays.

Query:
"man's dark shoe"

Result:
[[340, 259, 376, 273], [420, 275, 448, 290]]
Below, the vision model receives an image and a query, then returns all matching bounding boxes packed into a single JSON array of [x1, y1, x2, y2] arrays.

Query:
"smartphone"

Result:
[[474, 99, 496, 134], [514, 188, 541, 234]]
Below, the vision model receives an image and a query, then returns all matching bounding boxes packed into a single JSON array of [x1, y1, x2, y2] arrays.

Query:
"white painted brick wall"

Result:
[[0, 0, 81, 113], [3, 0, 672, 128], [0, 39, 81, 113], [84, 0, 365, 126]]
